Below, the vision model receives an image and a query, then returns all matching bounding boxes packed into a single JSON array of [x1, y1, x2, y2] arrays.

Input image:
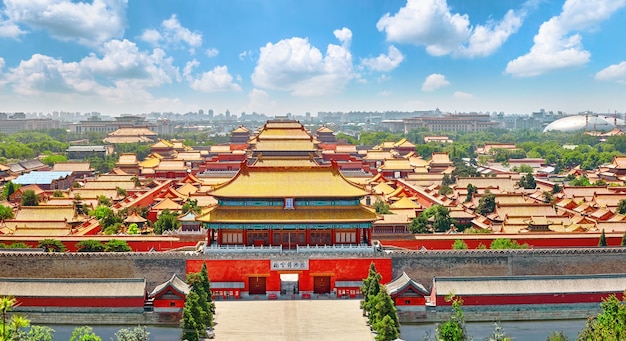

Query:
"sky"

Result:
[[1, 0, 626, 117]]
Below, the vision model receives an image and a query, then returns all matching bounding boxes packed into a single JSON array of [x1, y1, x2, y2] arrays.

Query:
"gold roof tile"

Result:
[[198, 206, 377, 223], [209, 165, 368, 198]]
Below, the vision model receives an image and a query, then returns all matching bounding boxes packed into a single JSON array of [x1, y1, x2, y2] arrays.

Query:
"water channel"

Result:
[[45, 319, 586, 340]]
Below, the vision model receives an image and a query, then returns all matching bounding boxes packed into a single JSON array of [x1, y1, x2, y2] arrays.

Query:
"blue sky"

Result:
[[1, 0, 625, 117]]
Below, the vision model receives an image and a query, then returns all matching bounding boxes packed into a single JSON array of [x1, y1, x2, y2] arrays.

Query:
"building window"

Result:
[[284, 197, 295, 209], [170, 302, 176, 307]]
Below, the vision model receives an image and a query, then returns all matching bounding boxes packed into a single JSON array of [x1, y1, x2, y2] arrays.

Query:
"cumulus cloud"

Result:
[[595, 61, 626, 84], [189, 66, 241, 93], [0, 16, 26, 39], [3, 0, 127, 47], [3, 39, 179, 100], [454, 91, 473, 99], [239, 50, 254, 61], [506, 0, 626, 77], [361, 45, 404, 72], [334, 27, 352, 47], [205, 48, 219, 57], [140, 14, 202, 53], [376, 0, 526, 58], [244, 88, 277, 114], [251, 29, 354, 96], [422, 73, 450, 92]]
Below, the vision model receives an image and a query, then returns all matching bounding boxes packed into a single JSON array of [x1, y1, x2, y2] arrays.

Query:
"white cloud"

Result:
[[595, 61, 626, 84], [239, 50, 254, 61], [3, 0, 127, 47], [361, 45, 404, 72], [378, 90, 392, 97], [377, 74, 391, 83], [243, 88, 277, 114], [140, 14, 202, 53], [189, 65, 241, 93], [4, 39, 180, 101], [140, 29, 161, 46], [334, 27, 352, 47], [506, 0, 626, 77], [422, 73, 450, 91], [454, 91, 473, 99], [183, 60, 199, 82], [251, 29, 354, 96], [205, 48, 219, 58], [0, 16, 26, 39], [376, 0, 526, 58]]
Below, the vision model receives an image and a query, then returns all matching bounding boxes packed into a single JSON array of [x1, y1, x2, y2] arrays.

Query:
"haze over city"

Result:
[[1, 0, 626, 116]]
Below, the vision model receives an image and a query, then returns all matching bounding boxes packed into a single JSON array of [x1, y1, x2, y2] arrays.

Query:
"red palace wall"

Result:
[[435, 292, 625, 306], [395, 296, 426, 306], [381, 234, 624, 250], [187, 257, 392, 293], [15, 297, 144, 308]]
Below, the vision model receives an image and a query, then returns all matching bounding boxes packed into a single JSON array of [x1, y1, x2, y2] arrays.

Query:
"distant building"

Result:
[[0, 115, 60, 134]]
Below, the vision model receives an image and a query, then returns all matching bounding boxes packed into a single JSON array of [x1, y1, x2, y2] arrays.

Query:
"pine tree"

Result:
[[371, 288, 400, 341], [598, 229, 607, 247], [181, 291, 202, 341]]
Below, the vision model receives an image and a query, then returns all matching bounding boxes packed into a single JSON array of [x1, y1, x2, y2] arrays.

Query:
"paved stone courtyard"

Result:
[[213, 299, 375, 341]]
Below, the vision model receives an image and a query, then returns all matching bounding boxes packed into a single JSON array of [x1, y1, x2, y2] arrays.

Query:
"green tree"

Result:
[[361, 263, 380, 317], [40, 154, 67, 166], [0, 205, 14, 220], [127, 223, 139, 235], [52, 190, 64, 197], [452, 239, 468, 250], [37, 239, 66, 252], [20, 190, 39, 206], [552, 183, 563, 194], [181, 290, 203, 341], [69, 326, 102, 341], [182, 199, 201, 215], [436, 295, 468, 341], [114, 326, 149, 341], [490, 238, 529, 249], [577, 294, 626, 341], [154, 209, 181, 234], [617, 199, 626, 215], [518, 173, 537, 189], [373, 199, 391, 214], [546, 331, 568, 341], [465, 184, 477, 203], [75, 240, 106, 252], [487, 322, 511, 341], [1, 181, 19, 200], [105, 239, 132, 252], [410, 205, 454, 233], [512, 164, 534, 174], [1, 296, 17, 341], [569, 175, 591, 187], [25, 325, 55, 341], [439, 185, 453, 196], [476, 193, 496, 215], [598, 229, 607, 247], [621, 230, 626, 247]]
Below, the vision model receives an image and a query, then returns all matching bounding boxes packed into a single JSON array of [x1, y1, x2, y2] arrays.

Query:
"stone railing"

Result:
[[296, 244, 375, 253]]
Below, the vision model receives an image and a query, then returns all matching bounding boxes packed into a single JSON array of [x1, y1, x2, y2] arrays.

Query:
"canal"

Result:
[[46, 319, 587, 340]]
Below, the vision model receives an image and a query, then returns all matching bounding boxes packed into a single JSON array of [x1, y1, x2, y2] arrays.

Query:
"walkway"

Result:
[[213, 299, 374, 341]]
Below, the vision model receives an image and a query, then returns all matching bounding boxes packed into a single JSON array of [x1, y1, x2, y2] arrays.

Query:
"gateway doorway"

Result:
[[280, 273, 299, 295], [248, 276, 266, 295], [313, 276, 331, 294]]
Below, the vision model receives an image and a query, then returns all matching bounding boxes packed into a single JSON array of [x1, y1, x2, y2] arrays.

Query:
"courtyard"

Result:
[[213, 299, 375, 341]]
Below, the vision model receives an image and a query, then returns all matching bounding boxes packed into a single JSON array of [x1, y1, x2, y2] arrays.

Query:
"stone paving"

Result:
[[213, 299, 375, 341]]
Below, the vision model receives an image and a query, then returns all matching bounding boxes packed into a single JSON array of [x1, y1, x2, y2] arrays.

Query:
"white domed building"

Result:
[[543, 115, 625, 133]]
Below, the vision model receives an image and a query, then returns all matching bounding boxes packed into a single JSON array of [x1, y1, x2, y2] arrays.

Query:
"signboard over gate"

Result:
[[271, 259, 309, 270]]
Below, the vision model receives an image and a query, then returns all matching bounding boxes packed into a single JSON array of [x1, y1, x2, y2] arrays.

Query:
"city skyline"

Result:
[[1, 0, 625, 117]]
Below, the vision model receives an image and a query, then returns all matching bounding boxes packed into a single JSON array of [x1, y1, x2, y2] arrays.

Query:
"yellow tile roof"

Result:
[[198, 205, 377, 223], [82, 181, 135, 190], [108, 127, 157, 136], [153, 198, 182, 210], [177, 183, 198, 196], [317, 126, 334, 133], [372, 183, 396, 195], [390, 197, 420, 209], [256, 128, 312, 140], [13, 206, 78, 221], [117, 153, 138, 165], [139, 157, 160, 168], [394, 138, 415, 148], [430, 152, 451, 164], [264, 122, 305, 129], [254, 140, 316, 151], [254, 158, 318, 167], [151, 139, 174, 148], [209, 165, 368, 198], [155, 160, 188, 171], [52, 162, 93, 172], [381, 158, 415, 171]]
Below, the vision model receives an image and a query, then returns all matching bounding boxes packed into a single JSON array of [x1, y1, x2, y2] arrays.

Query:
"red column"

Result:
[[306, 228, 311, 245], [242, 229, 248, 246]]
